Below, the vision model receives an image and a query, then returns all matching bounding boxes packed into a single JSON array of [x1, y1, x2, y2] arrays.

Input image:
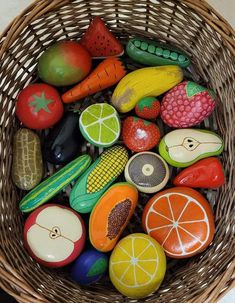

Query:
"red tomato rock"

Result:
[[135, 97, 160, 120], [161, 81, 216, 128], [16, 83, 64, 129], [173, 157, 225, 188], [23, 204, 86, 268], [122, 116, 161, 152]]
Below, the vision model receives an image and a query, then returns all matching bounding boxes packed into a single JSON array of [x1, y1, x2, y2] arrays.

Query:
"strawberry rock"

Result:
[[160, 81, 216, 128], [135, 97, 160, 120], [122, 116, 161, 152]]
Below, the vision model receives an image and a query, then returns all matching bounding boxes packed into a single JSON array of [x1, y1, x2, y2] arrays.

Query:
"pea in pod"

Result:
[[19, 154, 92, 213], [126, 38, 191, 68]]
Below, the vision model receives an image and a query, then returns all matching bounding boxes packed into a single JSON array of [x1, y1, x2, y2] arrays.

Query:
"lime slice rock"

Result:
[[79, 103, 121, 147]]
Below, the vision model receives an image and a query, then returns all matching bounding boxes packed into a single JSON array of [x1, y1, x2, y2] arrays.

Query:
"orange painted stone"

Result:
[[89, 183, 138, 252], [142, 187, 215, 258]]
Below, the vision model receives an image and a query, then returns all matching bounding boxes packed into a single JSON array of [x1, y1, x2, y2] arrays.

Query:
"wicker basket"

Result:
[[0, 0, 234, 302]]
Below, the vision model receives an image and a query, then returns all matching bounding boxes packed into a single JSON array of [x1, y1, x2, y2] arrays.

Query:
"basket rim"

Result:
[[0, 0, 234, 303], [0, 0, 234, 57]]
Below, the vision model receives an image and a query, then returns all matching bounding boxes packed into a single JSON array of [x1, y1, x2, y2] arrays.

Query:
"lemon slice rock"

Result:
[[79, 103, 120, 147], [109, 233, 166, 299]]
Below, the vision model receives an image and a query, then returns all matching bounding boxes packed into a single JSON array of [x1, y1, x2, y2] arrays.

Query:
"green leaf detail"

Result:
[[186, 82, 207, 98], [137, 97, 156, 111], [30, 92, 53, 113], [208, 89, 216, 100], [143, 119, 151, 126], [87, 258, 108, 277]]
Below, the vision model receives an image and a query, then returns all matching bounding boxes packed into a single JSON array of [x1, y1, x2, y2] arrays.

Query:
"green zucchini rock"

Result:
[[12, 128, 43, 190], [19, 154, 92, 213]]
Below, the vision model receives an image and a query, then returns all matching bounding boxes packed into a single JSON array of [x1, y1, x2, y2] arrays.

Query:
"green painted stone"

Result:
[[126, 38, 191, 68], [159, 129, 224, 168], [70, 146, 129, 213], [79, 103, 121, 148]]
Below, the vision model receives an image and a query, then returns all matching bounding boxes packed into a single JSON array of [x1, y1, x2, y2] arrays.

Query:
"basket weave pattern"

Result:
[[0, 1, 234, 302]]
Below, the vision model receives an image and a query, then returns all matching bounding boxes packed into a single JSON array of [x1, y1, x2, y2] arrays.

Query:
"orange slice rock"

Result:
[[142, 187, 215, 258]]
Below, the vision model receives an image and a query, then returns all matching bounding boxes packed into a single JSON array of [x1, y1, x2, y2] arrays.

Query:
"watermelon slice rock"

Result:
[[80, 17, 124, 58]]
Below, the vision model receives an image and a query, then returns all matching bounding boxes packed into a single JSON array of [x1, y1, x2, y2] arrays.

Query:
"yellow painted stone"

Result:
[[109, 233, 166, 299]]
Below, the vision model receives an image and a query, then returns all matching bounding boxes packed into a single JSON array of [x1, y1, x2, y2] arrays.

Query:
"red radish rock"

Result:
[[161, 81, 216, 128], [135, 97, 161, 120], [80, 17, 124, 58], [122, 116, 161, 152], [24, 204, 86, 268]]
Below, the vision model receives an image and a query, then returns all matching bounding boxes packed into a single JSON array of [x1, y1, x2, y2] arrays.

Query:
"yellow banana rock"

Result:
[[111, 65, 183, 113]]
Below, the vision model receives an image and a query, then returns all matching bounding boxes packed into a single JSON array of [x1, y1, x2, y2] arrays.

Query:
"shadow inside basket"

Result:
[[13, 45, 221, 294]]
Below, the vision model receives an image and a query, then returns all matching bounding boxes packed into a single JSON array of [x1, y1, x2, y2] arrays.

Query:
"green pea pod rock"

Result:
[[126, 38, 191, 68], [19, 154, 92, 213]]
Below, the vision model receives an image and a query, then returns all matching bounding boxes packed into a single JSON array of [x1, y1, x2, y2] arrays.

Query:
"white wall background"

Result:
[[0, 0, 234, 302]]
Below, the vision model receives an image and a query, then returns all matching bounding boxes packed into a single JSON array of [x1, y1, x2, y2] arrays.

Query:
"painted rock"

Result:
[[109, 233, 166, 299], [38, 41, 91, 86], [159, 129, 223, 168], [89, 183, 138, 252], [125, 152, 170, 193], [111, 65, 183, 113], [16, 83, 64, 130], [71, 249, 108, 285], [20, 155, 91, 213], [126, 38, 191, 68], [79, 103, 121, 147], [161, 81, 216, 128], [142, 187, 215, 258], [135, 97, 160, 120], [12, 129, 43, 190], [80, 16, 124, 58], [24, 204, 86, 267], [44, 112, 84, 165], [70, 146, 129, 214], [62, 57, 126, 103], [173, 157, 225, 188], [122, 117, 161, 152]]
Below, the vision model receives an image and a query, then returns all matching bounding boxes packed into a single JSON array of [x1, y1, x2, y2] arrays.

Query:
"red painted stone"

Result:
[[161, 81, 216, 128], [122, 116, 161, 152]]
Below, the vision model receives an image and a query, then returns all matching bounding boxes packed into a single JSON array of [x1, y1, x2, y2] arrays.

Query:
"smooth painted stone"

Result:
[[135, 97, 160, 120], [12, 128, 43, 190], [125, 152, 170, 193], [122, 116, 161, 152], [161, 81, 216, 128], [173, 157, 225, 188], [109, 233, 166, 299], [70, 146, 129, 213], [44, 112, 83, 165], [159, 129, 224, 168], [71, 249, 108, 285], [20, 154, 91, 213], [24, 204, 86, 267], [126, 37, 190, 68], [142, 187, 215, 258], [89, 183, 138, 252], [79, 103, 121, 148]]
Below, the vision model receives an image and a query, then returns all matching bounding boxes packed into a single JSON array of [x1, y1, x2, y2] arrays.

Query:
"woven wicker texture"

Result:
[[0, 0, 234, 302]]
